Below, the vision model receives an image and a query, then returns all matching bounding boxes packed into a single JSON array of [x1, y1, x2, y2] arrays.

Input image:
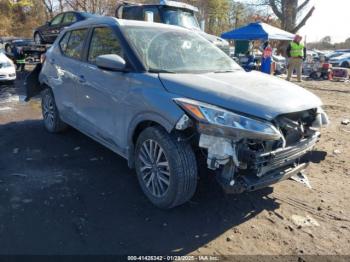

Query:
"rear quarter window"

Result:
[[122, 6, 143, 20], [59, 31, 71, 52], [63, 29, 88, 59]]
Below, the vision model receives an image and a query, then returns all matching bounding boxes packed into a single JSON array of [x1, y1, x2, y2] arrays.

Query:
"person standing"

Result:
[[260, 41, 273, 74], [287, 35, 306, 82]]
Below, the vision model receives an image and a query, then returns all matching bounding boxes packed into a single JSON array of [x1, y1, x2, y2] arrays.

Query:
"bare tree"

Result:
[[270, 0, 315, 33], [41, 0, 55, 19], [252, 0, 315, 33]]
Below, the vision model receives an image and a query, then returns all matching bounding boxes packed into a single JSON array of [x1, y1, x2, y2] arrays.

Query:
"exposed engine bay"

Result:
[[197, 108, 329, 193]]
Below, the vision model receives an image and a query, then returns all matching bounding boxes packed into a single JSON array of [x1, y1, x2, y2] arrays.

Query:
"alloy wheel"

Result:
[[138, 139, 171, 198], [42, 94, 55, 129]]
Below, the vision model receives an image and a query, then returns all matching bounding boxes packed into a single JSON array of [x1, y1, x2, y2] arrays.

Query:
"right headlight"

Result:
[[4, 61, 13, 68], [174, 98, 282, 141]]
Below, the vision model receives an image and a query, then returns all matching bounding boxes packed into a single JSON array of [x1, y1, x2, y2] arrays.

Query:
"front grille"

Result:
[[256, 135, 318, 175], [238, 134, 319, 177]]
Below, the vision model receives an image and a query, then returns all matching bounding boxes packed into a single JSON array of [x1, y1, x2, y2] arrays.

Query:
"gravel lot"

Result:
[[0, 70, 349, 256]]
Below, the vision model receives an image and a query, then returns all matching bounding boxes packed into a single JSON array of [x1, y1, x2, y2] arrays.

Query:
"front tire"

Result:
[[41, 88, 67, 133], [135, 126, 197, 209]]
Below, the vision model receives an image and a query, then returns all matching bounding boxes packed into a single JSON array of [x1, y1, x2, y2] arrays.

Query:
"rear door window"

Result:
[[88, 27, 122, 64], [64, 29, 88, 59], [62, 12, 77, 24]]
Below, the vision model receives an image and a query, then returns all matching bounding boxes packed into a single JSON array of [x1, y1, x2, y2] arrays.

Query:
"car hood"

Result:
[[35, 24, 47, 31], [0, 53, 12, 63], [159, 70, 323, 120]]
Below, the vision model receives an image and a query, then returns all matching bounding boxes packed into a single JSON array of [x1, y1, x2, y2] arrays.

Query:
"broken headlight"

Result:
[[174, 98, 282, 140]]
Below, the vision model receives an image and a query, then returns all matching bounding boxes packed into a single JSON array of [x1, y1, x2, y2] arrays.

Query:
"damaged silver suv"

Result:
[[27, 17, 328, 209]]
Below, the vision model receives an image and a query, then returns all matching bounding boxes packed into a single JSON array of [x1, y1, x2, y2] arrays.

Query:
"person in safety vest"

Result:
[[286, 35, 306, 82]]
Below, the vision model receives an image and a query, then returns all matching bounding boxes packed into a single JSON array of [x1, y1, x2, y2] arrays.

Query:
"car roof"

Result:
[[337, 53, 350, 58], [120, 1, 199, 12], [66, 16, 187, 31]]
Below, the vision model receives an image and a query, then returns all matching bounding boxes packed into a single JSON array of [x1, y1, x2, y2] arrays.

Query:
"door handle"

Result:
[[79, 75, 86, 83]]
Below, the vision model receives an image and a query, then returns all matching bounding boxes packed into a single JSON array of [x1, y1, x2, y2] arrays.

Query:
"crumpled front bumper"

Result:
[[219, 162, 309, 194], [218, 134, 319, 194]]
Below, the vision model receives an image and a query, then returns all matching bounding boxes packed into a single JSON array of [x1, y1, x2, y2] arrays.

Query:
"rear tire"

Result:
[[135, 126, 198, 209], [5, 44, 11, 54], [41, 88, 67, 133], [341, 61, 350, 68]]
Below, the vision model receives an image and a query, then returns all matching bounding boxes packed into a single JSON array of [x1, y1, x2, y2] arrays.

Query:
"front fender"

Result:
[[126, 95, 185, 167]]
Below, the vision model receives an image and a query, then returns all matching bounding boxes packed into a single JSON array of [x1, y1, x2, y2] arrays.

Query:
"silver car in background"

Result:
[[0, 52, 16, 83], [27, 17, 328, 209]]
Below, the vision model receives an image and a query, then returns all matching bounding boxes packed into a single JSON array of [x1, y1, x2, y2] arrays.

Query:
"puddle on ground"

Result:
[[0, 88, 40, 110]]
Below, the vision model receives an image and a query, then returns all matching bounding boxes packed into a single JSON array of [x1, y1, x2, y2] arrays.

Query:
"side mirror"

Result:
[[96, 54, 126, 71]]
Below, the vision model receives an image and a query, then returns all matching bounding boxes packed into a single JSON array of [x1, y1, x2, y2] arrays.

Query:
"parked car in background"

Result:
[[115, 0, 230, 53], [27, 17, 328, 209], [33, 11, 95, 44], [0, 52, 16, 83], [335, 49, 350, 53], [4, 39, 34, 54], [272, 54, 287, 74], [4, 39, 47, 65], [325, 51, 344, 61], [306, 50, 319, 61], [329, 53, 350, 68]]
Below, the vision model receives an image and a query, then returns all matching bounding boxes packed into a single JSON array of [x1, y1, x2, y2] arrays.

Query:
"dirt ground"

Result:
[[0, 71, 349, 256]]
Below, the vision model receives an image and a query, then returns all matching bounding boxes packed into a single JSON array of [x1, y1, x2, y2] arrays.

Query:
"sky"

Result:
[[299, 0, 350, 43], [243, 0, 350, 43]]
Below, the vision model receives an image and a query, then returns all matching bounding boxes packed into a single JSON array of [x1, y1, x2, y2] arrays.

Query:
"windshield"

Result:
[[162, 8, 200, 30], [123, 26, 241, 73]]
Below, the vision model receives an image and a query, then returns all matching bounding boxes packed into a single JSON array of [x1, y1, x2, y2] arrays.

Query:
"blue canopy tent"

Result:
[[221, 22, 295, 74], [221, 22, 295, 41]]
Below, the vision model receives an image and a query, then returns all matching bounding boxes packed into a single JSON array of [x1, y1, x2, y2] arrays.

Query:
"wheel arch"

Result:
[[34, 31, 43, 38], [341, 61, 350, 68], [127, 113, 177, 168]]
